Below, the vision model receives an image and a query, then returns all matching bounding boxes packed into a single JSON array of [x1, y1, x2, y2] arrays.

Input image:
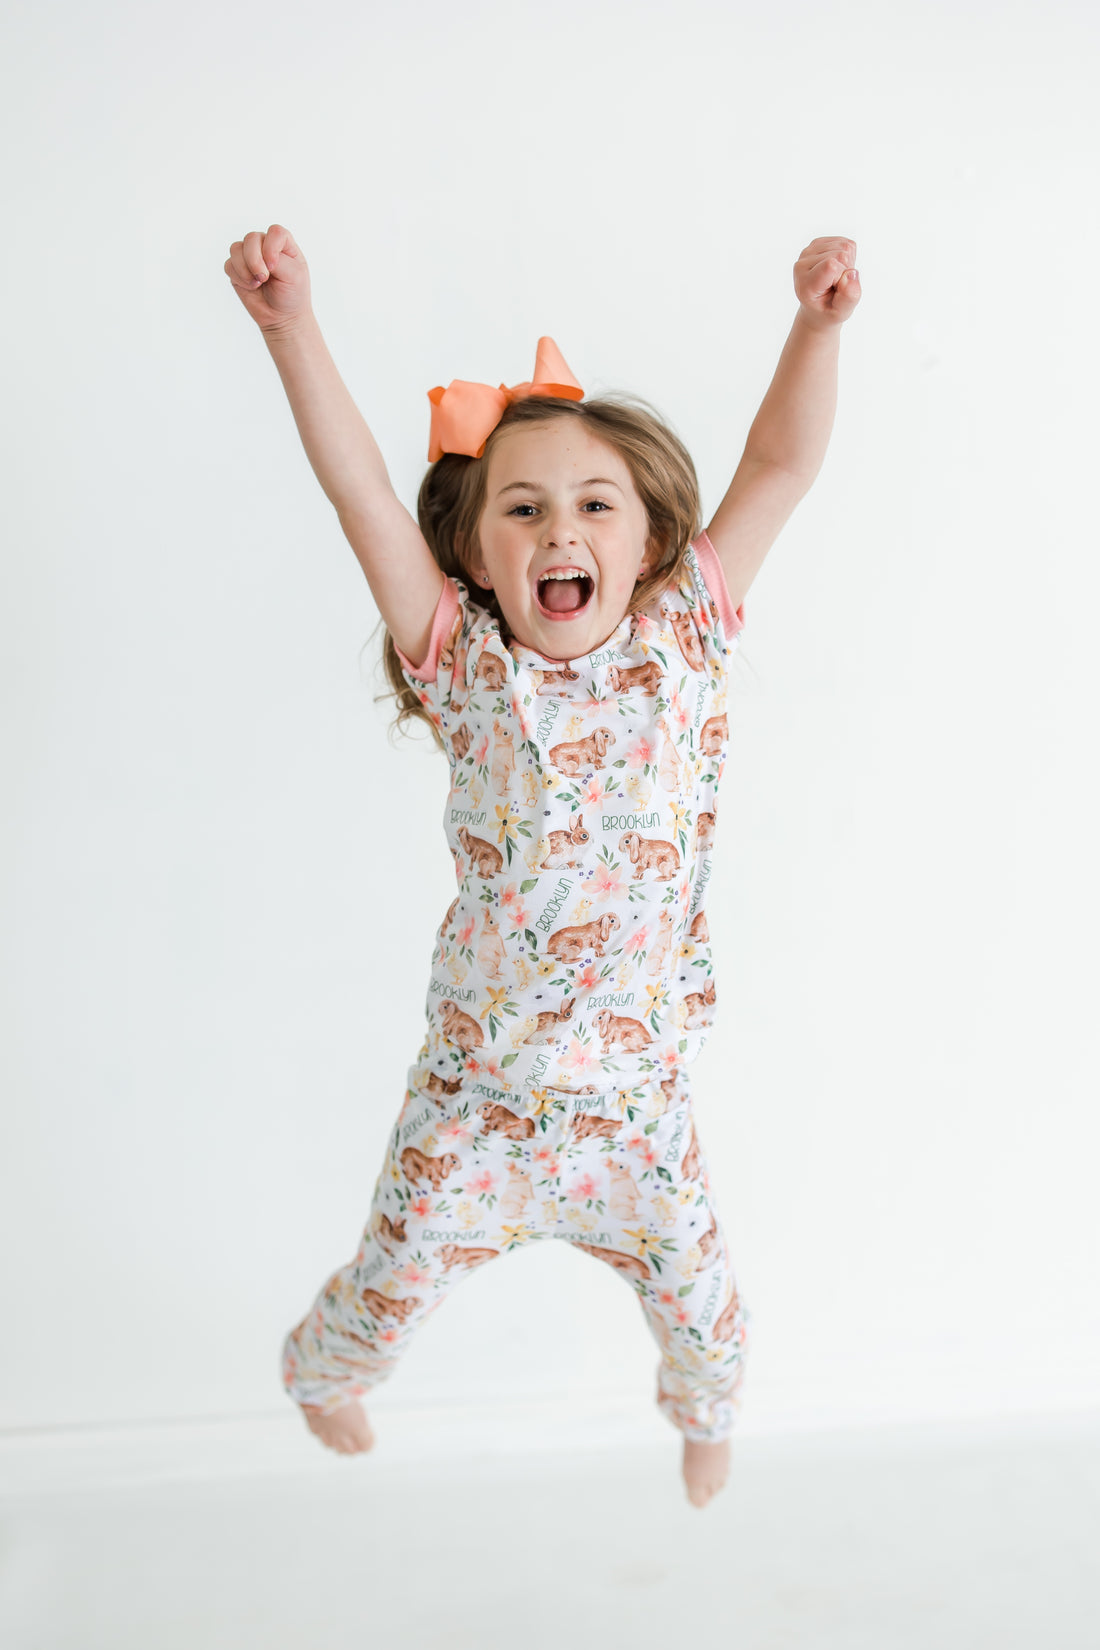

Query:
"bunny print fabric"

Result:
[[280, 532, 753, 1441], [394, 532, 745, 1096], [281, 1060, 751, 1442]]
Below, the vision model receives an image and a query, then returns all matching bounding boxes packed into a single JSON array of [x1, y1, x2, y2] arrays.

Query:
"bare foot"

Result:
[[682, 1437, 731, 1507], [300, 1398, 375, 1455]]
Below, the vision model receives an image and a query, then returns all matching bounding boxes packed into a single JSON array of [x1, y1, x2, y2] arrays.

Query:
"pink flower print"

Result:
[[502, 883, 520, 909], [456, 916, 476, 947], [464, 1055, 481, 1074], [532, 1145, 560, 1174], [580, 774, 604, 807], [591, 861, 626, 901], [657, 1046, 682, 1075], [395, 1260, 432, 1287], [623, 925, 649, 955], [574, 963, 602, 992], [473, 734, 489, 765], [567, 1173, 600, 1203], [511, 693, 533, 739], [509, 902, 529, 928], [437, 1119, 473, 1149], [626, 735, 655, 770], [408, 1193, 433, 1217], [466, 1168, 496, 1196], [379, 1327, 400, 1344], [557, 1038, 602, 1077], [669, 688, 689, 734], [581, 692, 607, 718], [625, 1133, 658, 1168]]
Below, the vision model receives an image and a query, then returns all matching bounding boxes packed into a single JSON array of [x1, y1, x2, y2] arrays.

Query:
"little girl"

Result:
[[225, 224, 860, 1507]]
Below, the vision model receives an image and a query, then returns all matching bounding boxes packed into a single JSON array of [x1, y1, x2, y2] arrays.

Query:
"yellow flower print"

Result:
[[480, 986, 511, 1021], [705, 1346, 728, 1363], [622, 1227, 665, 1261], [422, 1133, 438, 1152], [494, 804, 519, 849], [537, 958, 557, 976], [677, 1186, 694, 1205], [669, 801, 688, 839], [642, 981, 669, 1018], [500, 1223, 533, 1246], [529, 1090, 557, 1119]]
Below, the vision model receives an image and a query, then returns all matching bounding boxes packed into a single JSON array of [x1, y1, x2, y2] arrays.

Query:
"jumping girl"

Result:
[[224, 224, 860, 1506]]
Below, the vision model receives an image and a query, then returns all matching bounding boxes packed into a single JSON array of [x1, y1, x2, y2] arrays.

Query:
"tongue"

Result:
[[541, 577, 586, 613]]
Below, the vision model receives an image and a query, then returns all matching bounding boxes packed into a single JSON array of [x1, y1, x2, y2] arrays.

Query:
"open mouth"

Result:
[[534, 569, 594, 619]]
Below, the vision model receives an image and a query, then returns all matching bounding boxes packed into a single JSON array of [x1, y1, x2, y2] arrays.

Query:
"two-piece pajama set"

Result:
[[281, 529, 752, 1443]]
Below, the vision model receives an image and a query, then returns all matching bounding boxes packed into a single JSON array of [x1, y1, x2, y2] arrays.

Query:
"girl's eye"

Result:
[[509, 504, 537, 517], [583, 501, 610, 512]]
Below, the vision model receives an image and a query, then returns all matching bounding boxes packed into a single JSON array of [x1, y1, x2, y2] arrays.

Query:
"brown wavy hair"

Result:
[[371, 393, 703, 751]]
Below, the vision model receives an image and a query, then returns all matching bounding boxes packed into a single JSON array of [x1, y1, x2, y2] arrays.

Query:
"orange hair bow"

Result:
[[427, 336, 584, 462]]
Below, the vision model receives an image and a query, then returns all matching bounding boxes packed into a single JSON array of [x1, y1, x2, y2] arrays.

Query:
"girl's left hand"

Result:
[[794, 236, 861, 329]]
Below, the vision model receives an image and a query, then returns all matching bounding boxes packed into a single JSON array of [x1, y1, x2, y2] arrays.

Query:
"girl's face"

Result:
[[469, 420, 654, 660]]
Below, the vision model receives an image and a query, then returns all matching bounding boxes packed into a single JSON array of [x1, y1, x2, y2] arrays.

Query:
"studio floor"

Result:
[[2, 1403, 1098, 1649]]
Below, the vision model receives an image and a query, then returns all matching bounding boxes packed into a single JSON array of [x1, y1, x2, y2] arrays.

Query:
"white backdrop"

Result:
[[2, 0, 1097, 1439]]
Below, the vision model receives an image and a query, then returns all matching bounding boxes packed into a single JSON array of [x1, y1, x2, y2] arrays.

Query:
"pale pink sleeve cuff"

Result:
[[394, 577, 460, 682], [693, 530, 745, 641]]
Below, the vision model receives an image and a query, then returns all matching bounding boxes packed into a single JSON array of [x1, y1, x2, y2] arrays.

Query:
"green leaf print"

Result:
[[525, 929, 539, 950], [644, 1120, 659, 1136], [678, 1283, 695, 1297], [500, 1051, 518, 1066], [520, 878, 538, 894], [656, 1165, 673, 1182]]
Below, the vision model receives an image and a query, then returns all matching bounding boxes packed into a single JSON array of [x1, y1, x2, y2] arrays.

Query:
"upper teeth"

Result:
[[541, 571, 585, 581]]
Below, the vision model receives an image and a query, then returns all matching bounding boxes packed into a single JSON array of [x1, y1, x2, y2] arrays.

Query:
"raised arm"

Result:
[[704, 236, 860, 614], [225, 225, 444, 666]]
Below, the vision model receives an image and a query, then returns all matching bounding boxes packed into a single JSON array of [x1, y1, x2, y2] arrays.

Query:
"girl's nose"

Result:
[[542, 513, 578, 549]]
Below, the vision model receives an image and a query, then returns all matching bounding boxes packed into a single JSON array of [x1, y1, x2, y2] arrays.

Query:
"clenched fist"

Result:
[[794, 236, 861, 330], [224, 223, 311, 331]]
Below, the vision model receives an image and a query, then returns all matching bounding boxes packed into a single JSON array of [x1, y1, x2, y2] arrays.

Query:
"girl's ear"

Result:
[[457, 531, 490, 588]]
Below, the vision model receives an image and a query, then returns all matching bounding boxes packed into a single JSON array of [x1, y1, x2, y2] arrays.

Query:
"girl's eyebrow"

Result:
[[495, 477, 624, 498]]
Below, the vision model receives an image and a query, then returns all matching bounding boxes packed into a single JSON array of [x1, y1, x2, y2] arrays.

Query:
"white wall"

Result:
[[2, 0, 1097, 1437]]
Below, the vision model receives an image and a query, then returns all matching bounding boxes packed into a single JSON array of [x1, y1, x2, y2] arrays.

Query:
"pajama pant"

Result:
[[281, 1058, 751, 1444]]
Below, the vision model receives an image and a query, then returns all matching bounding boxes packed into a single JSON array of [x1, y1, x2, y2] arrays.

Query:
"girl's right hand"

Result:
[[224, 223, 312, 331]]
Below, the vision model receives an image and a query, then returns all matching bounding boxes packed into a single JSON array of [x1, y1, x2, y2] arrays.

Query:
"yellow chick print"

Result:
[[510, 1015, 538, 1049], [570, 896, 593, 926], [469, 776, 485, 808], [520, 768, 539, 807], [513, 956, 534, 992], [563, 714, 584, 742], [524, 836, 551, 873], [447, 952, 469, 986], [651, 1192, 679, 1229], [625, 772, 653, 809]]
